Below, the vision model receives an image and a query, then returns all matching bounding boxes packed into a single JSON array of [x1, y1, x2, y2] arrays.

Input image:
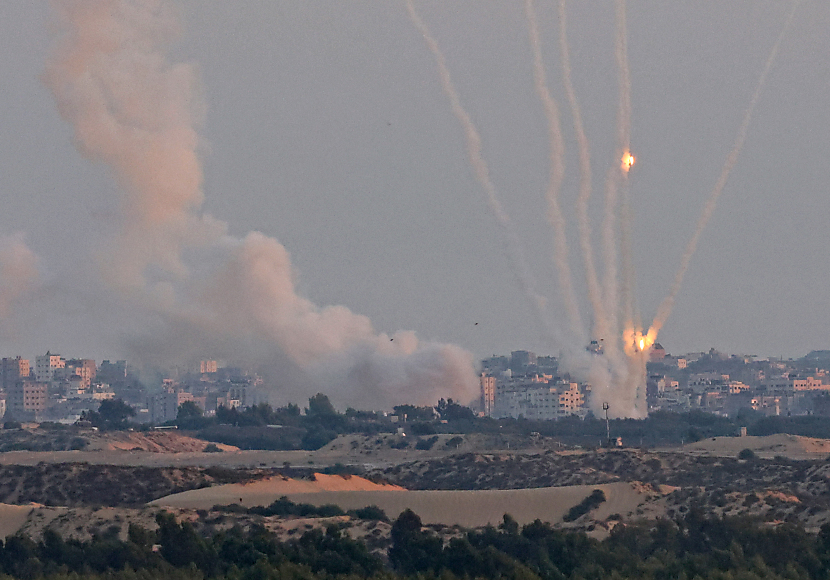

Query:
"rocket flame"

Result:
[[621, 151, 635, 172], [638, 337, 645, 351]]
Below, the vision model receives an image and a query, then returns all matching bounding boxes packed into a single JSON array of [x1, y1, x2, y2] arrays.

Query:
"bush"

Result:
[[563, 489, 606, 522], [445, 436, 463, 449], [738, 448, 757, 460], [203, 443, 222, 453], [415, 436, 439, 450], [349, 505, 389, 522]]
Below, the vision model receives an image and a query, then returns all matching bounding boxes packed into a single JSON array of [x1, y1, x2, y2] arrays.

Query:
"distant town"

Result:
[[3, 344, 830, 425], [480, 345, 830, 420]]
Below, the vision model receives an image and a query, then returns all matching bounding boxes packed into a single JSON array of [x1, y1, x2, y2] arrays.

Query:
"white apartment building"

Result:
[[35, 353, 65, 382], [497, 381, 586, 420]]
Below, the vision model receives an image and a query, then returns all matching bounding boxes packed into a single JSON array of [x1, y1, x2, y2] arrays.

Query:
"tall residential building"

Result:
[[1, 357, 30, 390], [35, 353, 65, 382], [65, 359, 97, 389], [7, 380, 48, 418], [480, 373, 496, 417], [200, 360, 218, 374]]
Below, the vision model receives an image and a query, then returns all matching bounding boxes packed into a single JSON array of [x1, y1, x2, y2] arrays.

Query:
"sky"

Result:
[[0, 0, 828, 374]]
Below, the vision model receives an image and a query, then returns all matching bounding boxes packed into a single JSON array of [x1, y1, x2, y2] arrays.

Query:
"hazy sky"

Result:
[[0, 1, 828, 365]]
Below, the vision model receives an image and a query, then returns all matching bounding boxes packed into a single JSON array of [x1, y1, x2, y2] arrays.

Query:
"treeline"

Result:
[[213, 495, 389, 521], [81, 393, 830, 451], [3, 509, 830, 580]]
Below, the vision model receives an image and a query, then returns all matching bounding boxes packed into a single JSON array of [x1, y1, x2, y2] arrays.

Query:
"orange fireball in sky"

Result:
[[621, 150, 635, 172]]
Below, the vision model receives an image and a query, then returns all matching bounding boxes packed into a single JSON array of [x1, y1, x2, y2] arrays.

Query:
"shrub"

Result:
[[563, 489, 606, 522], [350, 505, 389, 522], [415, 436, 439, 450], [203, 443, 222, 453], [738, 448, 757, 460]]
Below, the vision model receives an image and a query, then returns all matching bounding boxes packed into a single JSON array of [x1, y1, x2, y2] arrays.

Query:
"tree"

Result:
[[177, 401, 202, 420], [306, 393, 337, 417], [436, 398, 475, 421], [82, 398, 135, 431], [389, 509, 443, 574]]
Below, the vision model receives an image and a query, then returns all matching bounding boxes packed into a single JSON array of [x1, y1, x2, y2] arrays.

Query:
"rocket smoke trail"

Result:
[[406, 0, 561, 346], [557, 0, 608, 347], [44, 0, 478, 410], [647, 0, 800, 342], [600, 164, 621, 359], [614, 0, 637, 334], [525, 0, 586, 345]]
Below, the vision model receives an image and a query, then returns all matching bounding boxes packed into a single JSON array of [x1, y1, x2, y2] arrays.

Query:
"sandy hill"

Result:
[[681, 434, 830, 458], [149, 473, 404, 509]]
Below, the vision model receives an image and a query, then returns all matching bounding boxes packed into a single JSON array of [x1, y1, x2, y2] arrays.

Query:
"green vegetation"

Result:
[[79, 399, 136, 431], [213, 496, 389, 521], [415, 436, 439, 450], [4, 509, 830, 580], [562, 489, 606, 522], [739, 448, 758, 460]]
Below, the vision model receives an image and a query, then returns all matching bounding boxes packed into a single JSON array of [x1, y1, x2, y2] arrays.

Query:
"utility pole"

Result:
[[602, 402, 610, 446]]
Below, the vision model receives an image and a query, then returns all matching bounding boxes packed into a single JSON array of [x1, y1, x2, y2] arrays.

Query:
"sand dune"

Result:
[[151, 479, 652, 527], [148, 473, 404, 509], [0, 504, 36, 538], [682, 434, 830, 458]]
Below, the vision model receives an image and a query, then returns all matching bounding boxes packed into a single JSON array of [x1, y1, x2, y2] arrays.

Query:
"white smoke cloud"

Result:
[[0, 234, 40, 321], [45, 0, 477, 409]]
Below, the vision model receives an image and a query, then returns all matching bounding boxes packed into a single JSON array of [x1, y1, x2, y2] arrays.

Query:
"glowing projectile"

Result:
[[621, 151, 635, 172]]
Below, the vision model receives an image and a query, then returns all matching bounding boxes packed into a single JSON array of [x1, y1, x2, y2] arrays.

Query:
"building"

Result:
[[649, 343, 666, 362], [7, 380, 48, 418], [35, 353, 65, 382], [496, 377, 586, 421], [510, 350, 537, 374], [480, 356, 509, 374], [480, 373, 496, 417], [200, 360, 218, 374], [1, 357, 30, 390], [97, 360, 127, 385], [558, 382, 585, 415], [65, 359, 97, 389], [148, 389, 196, 423]]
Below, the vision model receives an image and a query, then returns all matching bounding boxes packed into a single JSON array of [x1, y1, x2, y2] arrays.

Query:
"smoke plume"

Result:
[[45, 0, 477, 409], [0, 234, 39, 321]]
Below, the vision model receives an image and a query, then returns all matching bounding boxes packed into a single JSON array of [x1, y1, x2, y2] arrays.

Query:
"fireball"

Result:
[[621, 151, 635, 172]]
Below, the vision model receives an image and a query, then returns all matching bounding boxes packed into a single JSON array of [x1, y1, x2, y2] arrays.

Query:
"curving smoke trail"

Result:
[[614, 0, 637, 337], [524, 0, 585, 346], [557, 0, 608, 347], [406, 0, 560, 346], [647, 0, 800, 343], [44, 0, 478, 410]]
